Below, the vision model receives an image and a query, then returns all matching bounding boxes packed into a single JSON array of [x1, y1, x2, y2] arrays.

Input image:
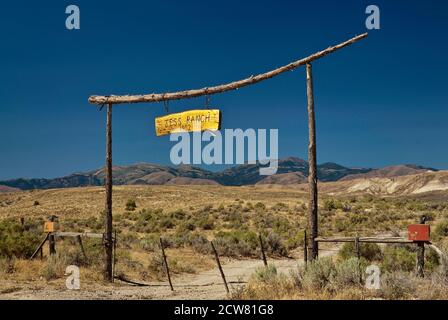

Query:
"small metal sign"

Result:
[[155, 109, 221, 137], [44, 221, 55, 233]]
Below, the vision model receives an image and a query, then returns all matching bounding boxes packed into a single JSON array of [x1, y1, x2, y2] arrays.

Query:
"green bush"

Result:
[[299, 257, 336, 290], [381, 246, 416, 272], [125, 199, 137, 211], [338, 242, 382, 262], [0, 220, 41, 259], [214, 230, 259, 257], [332, 257, 363, 288], [434, 220, 448, 239], [380, 272, 414, 299], [41, 252, 70, 281], [253, 264, 277, 283]]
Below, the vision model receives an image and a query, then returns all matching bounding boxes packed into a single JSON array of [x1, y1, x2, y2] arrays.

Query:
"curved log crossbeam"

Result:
[[89, 33, 368, 105]]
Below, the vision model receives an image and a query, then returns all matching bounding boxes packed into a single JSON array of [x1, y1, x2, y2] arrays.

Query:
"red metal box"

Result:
[[408, 224, 430, 241]]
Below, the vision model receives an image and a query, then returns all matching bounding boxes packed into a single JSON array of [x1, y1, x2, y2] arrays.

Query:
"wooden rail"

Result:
[[315, 236, 419, 244], [88, 33, 368, 105], [51, 231, 104, 239]]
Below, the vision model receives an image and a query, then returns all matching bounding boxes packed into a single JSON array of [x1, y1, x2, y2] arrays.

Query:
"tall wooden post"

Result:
[[306, 63, 318, 260], [416, 242, 425, 278], [304, 229, 308, 268], [104, 103, 114, 282]]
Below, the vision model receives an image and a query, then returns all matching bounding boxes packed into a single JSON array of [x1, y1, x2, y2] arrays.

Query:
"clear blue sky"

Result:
[[0, 0, 447, 179]]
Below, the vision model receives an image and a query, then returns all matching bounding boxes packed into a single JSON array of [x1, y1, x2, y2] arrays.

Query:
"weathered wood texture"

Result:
[[30, 233, 50, 260], [416, 242, 425, 277], [306, 63, 318, 260], [104, 103, 114, 282], [160, 238, 174, 291], [51, 231, 104, 239], [88, 33, 367, 105], [211, 241, 229, 294], [77, 235, 88, 260], [259, 234, 268, 267], [48, 234, 56, 255], [303, 229, 308, 267], [315, 236, 417, 244]]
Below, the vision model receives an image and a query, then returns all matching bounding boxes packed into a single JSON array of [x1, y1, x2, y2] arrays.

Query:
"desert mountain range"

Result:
[[0, 157, 440, 194]]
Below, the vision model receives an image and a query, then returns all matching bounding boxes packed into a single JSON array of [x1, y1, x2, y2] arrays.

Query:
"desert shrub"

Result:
[[299, 257, 336, 290], [381, 246, 416, 272], [425, 247, 440, 272], [331, 257, 363, 288], [120, 232, 139, 249], [170, 209, 186, 220], [196, 216, 215, 230], [159, 216, 175, 229], [254, 202, 266, 212], [334, 218, 351, 232], [168, 257, 196, 274], [147, 249, 196, 277], [285, 230, 305, 250], [41, 252, 70, 280], [271, 216, 292, 235], [33, 200, 40, 206], [271, 202, 288, 212], [434, 220, 448, 239], [253, 264, 277, 283], [125, 199, 137, 211], [0, 257, 16, 275], [213, 230, 259, 257], [233, 266, 293, 300], [323, 199, 339, 211], [177, 221, 196, 232], [339, 242, 382, 262], [0, 219, 41, 259], [132, 209, 162, 233], [380, 272, 414, 299], [147, 253, 166, 280], [189, 233, 211, 254], [140, 234, 160, 251], [79, 216, 102, 231], [264, 232, 288, 257]]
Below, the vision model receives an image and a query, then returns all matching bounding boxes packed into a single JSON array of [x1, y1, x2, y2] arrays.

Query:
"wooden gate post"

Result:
[[306, 63, 319, 260], [104, 103, 114, 282], [48, 233, 56, 255], [304, 229, 308, 268], [416, 242, 425, 278]]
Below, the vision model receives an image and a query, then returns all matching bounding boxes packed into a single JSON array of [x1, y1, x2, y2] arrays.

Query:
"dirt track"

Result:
[[0, 249, 338, 300]]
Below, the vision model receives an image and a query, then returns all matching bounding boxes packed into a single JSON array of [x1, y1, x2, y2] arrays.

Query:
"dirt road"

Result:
[[0, 249, 338, 300]]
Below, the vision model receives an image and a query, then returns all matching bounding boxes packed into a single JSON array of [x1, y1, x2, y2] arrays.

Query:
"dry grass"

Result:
[[1, 185, 448, 299]]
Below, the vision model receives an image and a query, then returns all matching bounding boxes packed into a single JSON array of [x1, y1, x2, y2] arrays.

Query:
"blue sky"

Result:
[[0, 0, 447, 179]]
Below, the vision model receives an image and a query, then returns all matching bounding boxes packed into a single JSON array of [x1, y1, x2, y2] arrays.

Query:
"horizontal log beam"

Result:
[[52, 231, 104, 239], [88, 33, 368, 105], [315, 236, 418, 244]]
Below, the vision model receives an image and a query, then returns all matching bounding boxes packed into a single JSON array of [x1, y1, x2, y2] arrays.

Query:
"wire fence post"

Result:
[[211, 241, 229, 294], [160, 237, 174, 291], [259, 234, 268, 267]]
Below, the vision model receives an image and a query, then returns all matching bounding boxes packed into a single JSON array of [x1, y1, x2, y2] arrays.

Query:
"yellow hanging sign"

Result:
[[155, 109, 221, 137]]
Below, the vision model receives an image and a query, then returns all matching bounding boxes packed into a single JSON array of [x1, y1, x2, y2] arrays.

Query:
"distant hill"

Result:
[[318, 170, 448, 196], [0, 185, 19, 193], [340, 164, 437, 181], [0, 157, 439, 190]]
